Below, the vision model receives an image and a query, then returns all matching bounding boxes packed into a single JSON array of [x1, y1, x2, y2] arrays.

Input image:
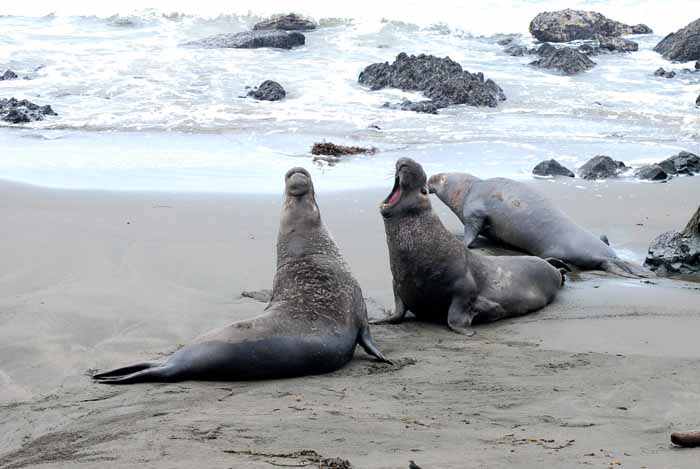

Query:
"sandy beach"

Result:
[[0, 175, 699, 468]]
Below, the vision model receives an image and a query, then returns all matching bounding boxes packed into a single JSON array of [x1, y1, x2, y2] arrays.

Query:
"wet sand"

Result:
[[1, 176, 699, 468]]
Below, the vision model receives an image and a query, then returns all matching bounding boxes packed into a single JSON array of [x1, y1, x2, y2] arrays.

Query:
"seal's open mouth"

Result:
[[382, 176, 401, 207]]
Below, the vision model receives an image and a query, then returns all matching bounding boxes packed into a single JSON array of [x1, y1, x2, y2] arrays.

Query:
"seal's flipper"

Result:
[[600, 259, 655, 279], [92, 361, 160, 379], [358, 325, 392, 364], [370, 283, 407, 325], [462, 215, 486, 248], [93, 365, 178, 384], [545, 258, 570, 286], [447, 297, 476, 336], [600, 234, 610, 246]]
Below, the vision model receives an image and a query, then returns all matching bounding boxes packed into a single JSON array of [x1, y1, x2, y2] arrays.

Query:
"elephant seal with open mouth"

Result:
[[93, 167, 389, 384], [376, 158, 566, 335], [428, 172, 651, 278]]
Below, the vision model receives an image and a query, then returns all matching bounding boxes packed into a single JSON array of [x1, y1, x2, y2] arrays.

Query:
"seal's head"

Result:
[[428, 172, 480, 213], [282, 167, 320, 228], [380, 158, 431, 218]]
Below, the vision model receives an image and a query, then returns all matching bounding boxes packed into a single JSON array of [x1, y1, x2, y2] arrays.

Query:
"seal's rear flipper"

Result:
[[92, 361, 159, 379], [93, 364, 177, 384], [600, 259, 656, 279], [545, 258, 571, 286], [358, 326, 392, 364]]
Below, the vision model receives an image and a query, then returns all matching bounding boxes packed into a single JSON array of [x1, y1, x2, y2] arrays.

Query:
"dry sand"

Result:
[[1, 176, 700, 468]]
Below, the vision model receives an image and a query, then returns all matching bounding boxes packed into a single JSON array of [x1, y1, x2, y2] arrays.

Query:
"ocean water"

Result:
[[0, 0, 699, 192]]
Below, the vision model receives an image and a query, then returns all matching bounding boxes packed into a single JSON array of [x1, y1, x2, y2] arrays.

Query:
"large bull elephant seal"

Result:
[[428, 173, 652, 278], [93, 167, 389, 384], [375, 158, 565, 335]]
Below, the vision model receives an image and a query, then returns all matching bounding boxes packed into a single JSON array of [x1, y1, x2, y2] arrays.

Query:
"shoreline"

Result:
[[1, 175, 700, 467]]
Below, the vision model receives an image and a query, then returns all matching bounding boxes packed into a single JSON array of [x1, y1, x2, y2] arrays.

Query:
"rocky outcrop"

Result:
[[358, 53, 506, 113], [654, 67, 676, 78], [634, 164, 669, 181], [654, 18, 700, 62], [658, 151, 700, 175], [578, 155, 627, 179], [247, 80, 286, 101], [0, 70, 18, 81], [382, 100, 440, 114], [598, 36, 638, 53], [0, 98, 57, 123], [529, 46, 596, 75], [183, 30, 305, 50], [529, 9, 652, 43], [311, 142, 376, 156], [503, 43, 531, 56], [253, 13, 317, 31], [644, 205, 700, 276], [532, 159, 575, 177]]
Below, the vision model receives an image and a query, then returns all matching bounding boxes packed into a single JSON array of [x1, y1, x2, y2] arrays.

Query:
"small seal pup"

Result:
[[428, 172, 651, 278], [93, 167, 389, 384], [376, 158, 565, 335]]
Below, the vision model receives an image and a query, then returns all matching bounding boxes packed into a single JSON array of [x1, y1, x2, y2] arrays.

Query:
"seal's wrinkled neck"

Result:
[[428, 172, 480, 215]]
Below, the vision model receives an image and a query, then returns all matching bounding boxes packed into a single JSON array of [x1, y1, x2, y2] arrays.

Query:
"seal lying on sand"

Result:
[[376, 158, 566, 335], [93, 168, 389, 384], [428, 173, 651, 278]]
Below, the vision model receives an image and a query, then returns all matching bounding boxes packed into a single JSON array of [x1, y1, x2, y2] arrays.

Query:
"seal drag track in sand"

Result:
[[93, 167, 389, 384], [376, 158, 565, 335]]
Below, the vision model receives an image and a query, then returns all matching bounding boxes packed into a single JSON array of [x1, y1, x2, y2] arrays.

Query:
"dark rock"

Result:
[[529, 9, 652, 43], [247, 80, 286, 101], [504, 43, 529, 56], [654, 18, 700, 62], [578, 44, 597, 55], [532, 159, 575, 177], [696, 60, 700, 70], [578, 155, 627, 179], [598, 36, 638, 52], [644, 206, 700, 276], [497, 37, 515, 46], [311, 142, 376, 156], [654, 67, 676, 78], [253, 13, 317, 31], [358, 53, 505, 113], [0, 70, 18, 81], [183, 30, 305, 50], [658, 151, 700, 175], [529, 47, 596, 75], [383, 100, 440, 114], [536, 43, 557, 57], [0, 97, 57, 124], [697, 93, 700, 106], [634, 164, 669, 181]]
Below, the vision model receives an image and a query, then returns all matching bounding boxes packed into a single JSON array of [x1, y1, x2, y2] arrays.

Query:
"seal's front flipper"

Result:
[[93, 365, 178, 385], [600, 259, 655, 279], [462, 215, 486, 248], [92, 361, 160, 379], [370, 281, 407, 325], [447, 297, 476, 336], [358, 325, 392, 364]]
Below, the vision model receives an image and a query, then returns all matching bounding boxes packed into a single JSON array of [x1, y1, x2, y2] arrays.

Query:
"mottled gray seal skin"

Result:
[[376, 158, 565, 335], [428, 172, 652, 278], [93, 168, 389, 384]]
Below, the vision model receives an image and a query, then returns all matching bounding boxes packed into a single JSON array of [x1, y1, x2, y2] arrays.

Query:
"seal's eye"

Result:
[[420, 187, 428, 195]]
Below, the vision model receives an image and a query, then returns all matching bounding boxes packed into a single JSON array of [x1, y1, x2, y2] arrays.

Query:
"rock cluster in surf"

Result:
[[529, 9, 652, 43], [529, 46, 595, 75], [645, 205, 700, 276], [253, 13, 317, 31], [247, 80, 286, 101], [654, 18, 700, 62], [0, 97, 57, 124], [183, 30, 306, 50], [358, 53, 506, 113], [578, 155, 627, 180], [1, 70, 19, 81], [532, 159, 575, 178]]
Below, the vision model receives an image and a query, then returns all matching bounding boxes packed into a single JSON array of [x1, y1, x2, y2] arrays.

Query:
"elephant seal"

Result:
[[376, 158, 565, 335], [428, 172, 651, 278], [93, 167, 389, 384]]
